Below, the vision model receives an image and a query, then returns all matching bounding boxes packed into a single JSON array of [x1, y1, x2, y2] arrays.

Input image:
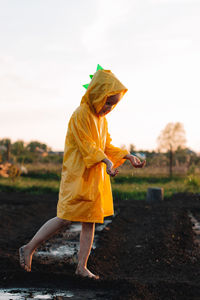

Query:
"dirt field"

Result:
[[0, 191, 200, 299]]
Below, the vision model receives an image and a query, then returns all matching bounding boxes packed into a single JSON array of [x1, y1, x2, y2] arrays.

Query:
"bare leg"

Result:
[[19, 216, 71, 272], [75, 222, 99, 279]]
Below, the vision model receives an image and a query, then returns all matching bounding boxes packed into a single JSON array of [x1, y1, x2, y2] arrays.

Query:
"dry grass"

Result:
[[25, 162, 62, 173], [118, 164, 200, 177]]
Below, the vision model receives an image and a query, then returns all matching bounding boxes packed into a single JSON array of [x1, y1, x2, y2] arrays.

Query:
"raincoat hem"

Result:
[[103, 211, 114, 217], [57, 214, 105, 224], [57, 211, 114, 223]]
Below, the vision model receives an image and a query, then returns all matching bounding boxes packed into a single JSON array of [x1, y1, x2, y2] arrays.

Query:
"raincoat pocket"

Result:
[[73, 177, 94, 202], [72, 165, 101, 202]]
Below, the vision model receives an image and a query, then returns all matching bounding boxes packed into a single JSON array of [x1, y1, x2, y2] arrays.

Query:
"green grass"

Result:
[[0, 177, 59, 194], [0, 174, 200, 199], [112, 180, 184, 200], [112, 175, 200, 200]]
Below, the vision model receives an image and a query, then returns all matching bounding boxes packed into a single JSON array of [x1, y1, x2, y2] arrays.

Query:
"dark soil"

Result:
[[0, 191, 200, 299]]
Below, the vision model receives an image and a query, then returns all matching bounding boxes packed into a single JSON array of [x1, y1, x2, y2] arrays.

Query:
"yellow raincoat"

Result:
[[57, 69, 129, 223]]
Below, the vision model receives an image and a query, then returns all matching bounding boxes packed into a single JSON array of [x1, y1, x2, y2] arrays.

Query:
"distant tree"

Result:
[[129, 144, 136, 154], [11, 140, 26, 156], [26, 141, 49, 152], [0, 138, 11, 147], [0, 138, 11, 161], [157, 122, 187, 177], [174, 146, 196, 166]]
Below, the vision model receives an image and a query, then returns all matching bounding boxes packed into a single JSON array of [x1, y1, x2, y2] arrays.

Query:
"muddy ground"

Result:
[[0, 191, 200, 299]]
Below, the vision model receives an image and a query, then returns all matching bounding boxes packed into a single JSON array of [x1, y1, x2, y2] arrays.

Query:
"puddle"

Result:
[[0, 288, 73, 300], [0, 288, 111, 300], [95, 219, 112, 232], [188, 211, 200, 246], [34, 217, 114, 263]]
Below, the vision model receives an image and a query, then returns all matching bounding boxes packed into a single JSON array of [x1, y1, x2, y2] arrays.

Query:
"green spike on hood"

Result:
[[82, 83, 90, 89], [82, 64, 104, 90], [96, 64, 103, 71]]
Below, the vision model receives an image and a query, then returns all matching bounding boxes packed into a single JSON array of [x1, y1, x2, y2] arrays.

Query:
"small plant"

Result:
[[184, 174, 200, 190], [187, 163, 196, 175], [0, 155, 22, 182], [0, 162, 11, 178], [8, 164, 22, 182]]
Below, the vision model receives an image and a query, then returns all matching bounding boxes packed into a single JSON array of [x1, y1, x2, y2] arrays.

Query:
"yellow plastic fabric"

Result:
[[57, 69, 129, 223]]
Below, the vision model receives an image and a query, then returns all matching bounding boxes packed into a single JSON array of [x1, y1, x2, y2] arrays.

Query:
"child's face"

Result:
[[97, 93, 121, 117]]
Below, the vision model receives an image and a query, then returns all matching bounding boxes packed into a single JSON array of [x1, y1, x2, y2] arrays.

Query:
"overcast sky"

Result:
[[0, 0, 200, 152]]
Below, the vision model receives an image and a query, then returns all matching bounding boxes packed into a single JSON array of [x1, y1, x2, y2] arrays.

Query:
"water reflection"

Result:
[[188, 211, 200, 246], [34, 218, 113, 260], [0, 288, 110, 299], [0, 288, 74, 299]]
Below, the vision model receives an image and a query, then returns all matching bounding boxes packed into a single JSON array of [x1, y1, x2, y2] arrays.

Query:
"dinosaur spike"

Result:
[[96, 64, 103, 71], [82, 65, 104, 89], [82, 83, 90, 90]]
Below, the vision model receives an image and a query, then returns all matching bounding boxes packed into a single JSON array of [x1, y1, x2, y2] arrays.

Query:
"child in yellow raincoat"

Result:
[[19, 66, 146, 279]]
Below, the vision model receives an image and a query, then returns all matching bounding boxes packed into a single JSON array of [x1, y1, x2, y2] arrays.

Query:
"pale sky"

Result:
[[0, 0, 200, 152]]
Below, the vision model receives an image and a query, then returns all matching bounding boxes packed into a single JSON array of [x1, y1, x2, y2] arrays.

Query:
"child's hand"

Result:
[[102, 158, 119, 177], [125, 154, 146, 168], [106, 164, 119, 177]]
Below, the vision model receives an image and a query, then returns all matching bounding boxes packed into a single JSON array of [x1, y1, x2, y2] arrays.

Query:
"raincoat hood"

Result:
[[80, 69, 128, 115]]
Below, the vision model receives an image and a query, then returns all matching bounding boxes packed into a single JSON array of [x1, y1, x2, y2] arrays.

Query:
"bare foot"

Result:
[[75, 265, 99, 280], [19, 245, 33, 272]]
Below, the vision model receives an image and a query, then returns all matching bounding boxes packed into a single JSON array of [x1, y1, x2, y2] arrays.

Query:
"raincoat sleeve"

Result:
[[69, 109, 108, 169], [105, 122, 130, 169]]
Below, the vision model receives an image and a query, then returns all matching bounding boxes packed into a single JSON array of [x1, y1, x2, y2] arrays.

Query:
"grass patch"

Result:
[[112, 189, 146, 201], [21, 171, 61, 180], [112, 175, 182, 184], [0, 177, 59, 194], [0, 174, 200, 199], [112, 179, 186, 201]]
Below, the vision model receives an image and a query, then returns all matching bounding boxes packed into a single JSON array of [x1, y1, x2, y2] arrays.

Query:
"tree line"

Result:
[[0, 139, 62, 164], [0, 122, 199, 177]]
